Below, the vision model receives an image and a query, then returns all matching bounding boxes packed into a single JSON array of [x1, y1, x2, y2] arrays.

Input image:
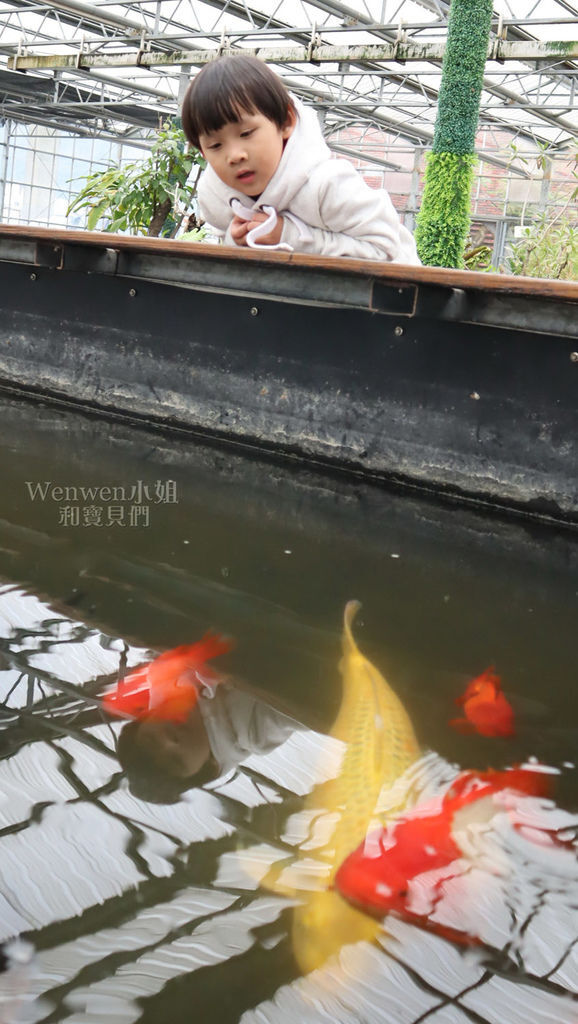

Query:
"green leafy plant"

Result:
[[505, 147, 577, 279], [416, 152, 477, 269], [506, 140, 552, 228], [506, 214, 578, 279], [463, 243, 496, 272], [415, 0, 493, 268], [67, 121, 206, 237], [178, 228, 207, 242]]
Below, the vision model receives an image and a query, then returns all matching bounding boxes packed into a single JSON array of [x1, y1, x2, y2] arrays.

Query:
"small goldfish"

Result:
[[334, 765, 552, 944], [450, 667, 515, 738], [102, 632, 233, 723]]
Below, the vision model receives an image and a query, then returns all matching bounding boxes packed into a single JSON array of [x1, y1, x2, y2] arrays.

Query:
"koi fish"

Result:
[[450, 667, 515, 738], [102, 632, 233, 723], [251, 601, 421, 974], [334, 765, 553, 944]]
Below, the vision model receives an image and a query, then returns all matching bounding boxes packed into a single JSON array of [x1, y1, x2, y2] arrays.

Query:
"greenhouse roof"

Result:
[[0, 0, 576, 169]]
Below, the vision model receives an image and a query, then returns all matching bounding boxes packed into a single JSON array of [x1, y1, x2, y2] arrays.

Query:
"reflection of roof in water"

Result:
[[0, 583, 152, 707], [0, 586, 577, 1023]]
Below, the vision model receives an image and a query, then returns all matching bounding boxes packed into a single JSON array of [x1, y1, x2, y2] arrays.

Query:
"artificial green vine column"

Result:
[[415, 0, 493, 267]]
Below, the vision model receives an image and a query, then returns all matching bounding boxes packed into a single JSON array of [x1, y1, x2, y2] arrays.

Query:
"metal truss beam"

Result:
[[8, 39, 578, 71], [288, 79, 532, 176], [0, 0, 575, 178], [7, 0, 146, 37], [326, 141, 405, 171]]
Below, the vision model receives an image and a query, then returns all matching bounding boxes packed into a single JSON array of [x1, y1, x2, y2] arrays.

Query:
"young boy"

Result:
[[181, 55, 420, 264], [114, 667, 307, 802]]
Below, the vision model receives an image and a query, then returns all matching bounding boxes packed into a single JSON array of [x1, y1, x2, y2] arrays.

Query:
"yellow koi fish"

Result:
[[256, 601, 421, 974]]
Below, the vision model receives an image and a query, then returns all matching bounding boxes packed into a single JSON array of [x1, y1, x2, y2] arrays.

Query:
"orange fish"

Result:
[[450, 667, 515, 738], [334, 766, 552, 945], [102, 632, 233, 723]]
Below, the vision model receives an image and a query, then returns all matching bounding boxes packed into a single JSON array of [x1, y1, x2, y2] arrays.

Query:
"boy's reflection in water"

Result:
[[115, 673, 303, 802]]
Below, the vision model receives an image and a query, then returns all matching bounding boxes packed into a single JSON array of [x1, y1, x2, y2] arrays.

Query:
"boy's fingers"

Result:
[[232, 212, 281, 246], [231, 220, 251, 242]]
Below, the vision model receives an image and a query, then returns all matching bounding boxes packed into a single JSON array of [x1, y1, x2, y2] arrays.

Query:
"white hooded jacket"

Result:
[[197, 96, 420, 264]]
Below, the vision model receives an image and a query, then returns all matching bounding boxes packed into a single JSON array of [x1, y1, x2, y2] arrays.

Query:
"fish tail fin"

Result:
[[449, 716, 475, 734], [189, 631, 235, 665], [490, 765, 555, 799], [342, 600, 362, 657], [152, 633, 234, 676], [446, 764, 556, 808]]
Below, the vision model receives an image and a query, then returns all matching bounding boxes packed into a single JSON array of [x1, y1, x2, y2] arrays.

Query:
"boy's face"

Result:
[[199, 108, 295, 196], [136, 703, 211, 779]]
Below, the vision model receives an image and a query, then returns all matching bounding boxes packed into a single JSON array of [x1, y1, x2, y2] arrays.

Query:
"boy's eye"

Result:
[[206, 142, 221, 150], [240, 129, 254, 138]]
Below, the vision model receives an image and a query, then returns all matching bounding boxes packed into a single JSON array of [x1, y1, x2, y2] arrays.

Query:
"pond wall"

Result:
[[0, 225, 576, 522]]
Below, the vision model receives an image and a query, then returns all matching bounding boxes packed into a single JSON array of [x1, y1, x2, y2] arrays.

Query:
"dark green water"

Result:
[[0, 394, 576, 1023]]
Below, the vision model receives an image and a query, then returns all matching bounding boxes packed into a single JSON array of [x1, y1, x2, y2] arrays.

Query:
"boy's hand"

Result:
[[230, 215, 253, 245], [231, 211, 284, 247]]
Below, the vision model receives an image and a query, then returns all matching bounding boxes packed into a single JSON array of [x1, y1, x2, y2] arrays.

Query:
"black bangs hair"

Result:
[[115, 721, 218, 804], [181, 55, 295, 149]]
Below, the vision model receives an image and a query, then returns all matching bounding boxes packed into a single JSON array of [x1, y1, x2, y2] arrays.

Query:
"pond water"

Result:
[[0, 393, 576, 1024]]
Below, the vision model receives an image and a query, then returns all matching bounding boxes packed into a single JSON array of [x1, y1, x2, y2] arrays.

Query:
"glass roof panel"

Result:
[[0, 0, 575, 159]]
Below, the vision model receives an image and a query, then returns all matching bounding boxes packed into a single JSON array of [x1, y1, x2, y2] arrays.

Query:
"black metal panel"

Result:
[[0, 257, 575, 521]]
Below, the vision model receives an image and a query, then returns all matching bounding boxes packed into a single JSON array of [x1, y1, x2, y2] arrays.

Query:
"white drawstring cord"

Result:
[[229, 198, 294, 251]]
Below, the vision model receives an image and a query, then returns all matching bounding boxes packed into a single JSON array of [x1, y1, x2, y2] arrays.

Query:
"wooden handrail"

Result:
[[1, 223, 577, 302]]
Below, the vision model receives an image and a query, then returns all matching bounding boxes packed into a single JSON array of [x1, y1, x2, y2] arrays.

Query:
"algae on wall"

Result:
[[415, 0, 493, 268]]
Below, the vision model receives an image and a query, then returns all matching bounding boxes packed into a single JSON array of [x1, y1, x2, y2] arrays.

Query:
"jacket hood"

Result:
[[197, 95, 330, 231]]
